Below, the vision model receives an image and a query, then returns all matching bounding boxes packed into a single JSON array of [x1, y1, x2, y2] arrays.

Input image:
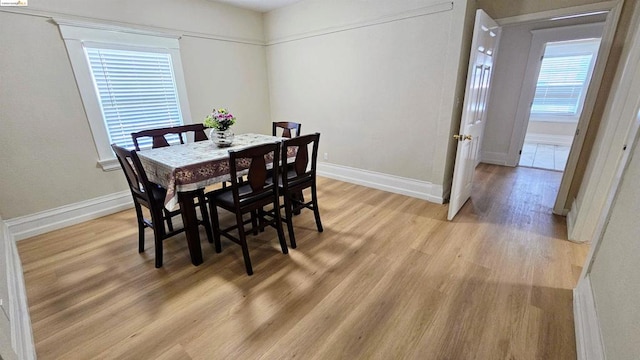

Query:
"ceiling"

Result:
[[212, 0, 302, 12]]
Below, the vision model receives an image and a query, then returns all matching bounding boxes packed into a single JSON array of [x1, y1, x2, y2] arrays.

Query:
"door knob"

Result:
[[453, 134, 472, 141]]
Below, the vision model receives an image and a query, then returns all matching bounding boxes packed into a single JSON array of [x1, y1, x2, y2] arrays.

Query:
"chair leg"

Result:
[[283, 192, 297, 249], [138, 224, 146, 253], [198, 191, 214, 243], [235, 212, 253, 275], [274, 197, 289, 254], [134, 204, 145, 253], [292, 190, 304, 215], [154, 234, 163, 268], [209, 202, 222, 253], [257, 207, 267, 233], [151, 204, 167, 268], [251, 210, 259, 235], [311, 184, 323, 232], [165, 209, 174, 232]]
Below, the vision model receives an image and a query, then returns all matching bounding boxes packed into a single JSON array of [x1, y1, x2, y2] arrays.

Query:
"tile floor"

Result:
[[519, 142, 571, 171]]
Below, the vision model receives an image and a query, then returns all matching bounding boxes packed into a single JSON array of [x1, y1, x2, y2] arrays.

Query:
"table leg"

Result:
[[178, 191, 203, 266]]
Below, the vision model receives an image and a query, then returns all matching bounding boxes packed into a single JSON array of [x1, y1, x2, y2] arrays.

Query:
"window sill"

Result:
[[530, 115, 579, 123], [98, 158, 121, 172]]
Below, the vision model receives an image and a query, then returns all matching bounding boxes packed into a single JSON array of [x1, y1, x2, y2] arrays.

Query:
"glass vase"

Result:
[[209, 128, 234, 147]]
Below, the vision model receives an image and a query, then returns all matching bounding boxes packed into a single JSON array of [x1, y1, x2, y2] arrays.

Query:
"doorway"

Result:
[[519, 36, 602, 172], [478, 2, 624, 219]]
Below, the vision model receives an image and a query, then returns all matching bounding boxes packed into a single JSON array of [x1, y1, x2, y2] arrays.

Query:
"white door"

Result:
[[448, 10, 501, 220]]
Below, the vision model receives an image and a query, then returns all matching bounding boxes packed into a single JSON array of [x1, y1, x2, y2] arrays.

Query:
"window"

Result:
[[531, 38, 601, 119], [85, 47, 183, 150], [532, 53, 593, 115], [56, 20, 192, 170]]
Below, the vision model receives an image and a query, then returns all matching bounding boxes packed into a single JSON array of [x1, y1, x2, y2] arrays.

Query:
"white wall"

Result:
[[526, 121, 577, 138], [0, 0, 270, 219], [525, 121, 577, 146], [264, 0, 475, 201], [588, 125, 640, 360]]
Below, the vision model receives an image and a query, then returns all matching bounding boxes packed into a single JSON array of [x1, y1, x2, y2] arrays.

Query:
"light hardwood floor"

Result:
[[18, 164, 589, 359]]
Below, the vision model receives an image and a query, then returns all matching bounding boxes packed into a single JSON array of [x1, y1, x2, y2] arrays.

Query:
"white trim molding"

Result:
[[574, 275, 605, 360], [1, 220, 36, 360], [0, 7, 265, 45], [55, 19, 194, 171], [497, 1, 618, 26], [53, 17, 181, 40], [5, 191, 132, 241], [481, 151, 509, 166], [266, 1, 453, 46], [566, 197, 580, 239], [317, 162, 444, 204]]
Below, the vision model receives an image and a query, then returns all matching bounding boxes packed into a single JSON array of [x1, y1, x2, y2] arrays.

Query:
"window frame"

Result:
[[530, 38, 600, 122], [56, 19, 192, 171], [524, 24, 604, 125]]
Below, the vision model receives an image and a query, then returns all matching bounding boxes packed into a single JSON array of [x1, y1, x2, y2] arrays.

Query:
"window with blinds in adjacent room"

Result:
[[530, 38, 601, 119]]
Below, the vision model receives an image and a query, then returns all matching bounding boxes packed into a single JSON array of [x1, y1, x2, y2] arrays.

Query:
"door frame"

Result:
[[496, 1, 624, 215], [552, 2, 623, 215], [570, 1, 640, 245], [579, 67, 640, 281], [573, 36, 640, 359], [508, 22, 605, 168]]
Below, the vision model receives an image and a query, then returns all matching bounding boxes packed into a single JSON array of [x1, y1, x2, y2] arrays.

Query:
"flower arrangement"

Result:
[[204, 108, 236, 131]]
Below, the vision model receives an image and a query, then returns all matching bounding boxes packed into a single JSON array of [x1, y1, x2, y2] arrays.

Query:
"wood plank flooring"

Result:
[[18, 164, 589, 359]]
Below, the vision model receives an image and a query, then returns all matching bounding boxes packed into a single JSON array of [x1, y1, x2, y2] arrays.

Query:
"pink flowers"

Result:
[[204, 108, 236, 131]]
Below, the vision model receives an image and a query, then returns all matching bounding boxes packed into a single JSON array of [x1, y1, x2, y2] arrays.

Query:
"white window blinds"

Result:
[[531, 54, 593, 115], [85, 47, 183, 149], [531, 38, 600, 117]]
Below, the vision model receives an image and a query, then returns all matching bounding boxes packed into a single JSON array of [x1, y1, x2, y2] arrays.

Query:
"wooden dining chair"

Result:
[[207, 142, 288, 275], [279, 133, 323, 249], [272, 122, 301, 138], [131, 124, 209, 151], [271, 122, 303, 206], [111, 144, 213, 268], [131, 123, 212, 228]]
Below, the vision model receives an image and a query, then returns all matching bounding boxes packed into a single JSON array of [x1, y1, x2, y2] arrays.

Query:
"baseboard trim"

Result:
[[317, 162, 444, 204], [525, 133, 574, 147], [2, 220, 36, 360], [574, 276, 605, 360], [567, 198, 580, 241], [566, 197, 591, 243], [481, 151, 509, 166], [5, 191, 133, 241]]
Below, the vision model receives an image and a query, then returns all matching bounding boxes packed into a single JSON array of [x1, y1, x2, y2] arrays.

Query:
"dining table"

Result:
[[136, 133, 287, 266]]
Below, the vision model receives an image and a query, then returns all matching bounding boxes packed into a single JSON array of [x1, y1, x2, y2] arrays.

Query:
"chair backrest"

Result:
[[131, 124, 209, 150], [281, 133, 320, 188], [228, 142, 281, 206], [111, 144, 163, 211], [272, 122, 301, 138]]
